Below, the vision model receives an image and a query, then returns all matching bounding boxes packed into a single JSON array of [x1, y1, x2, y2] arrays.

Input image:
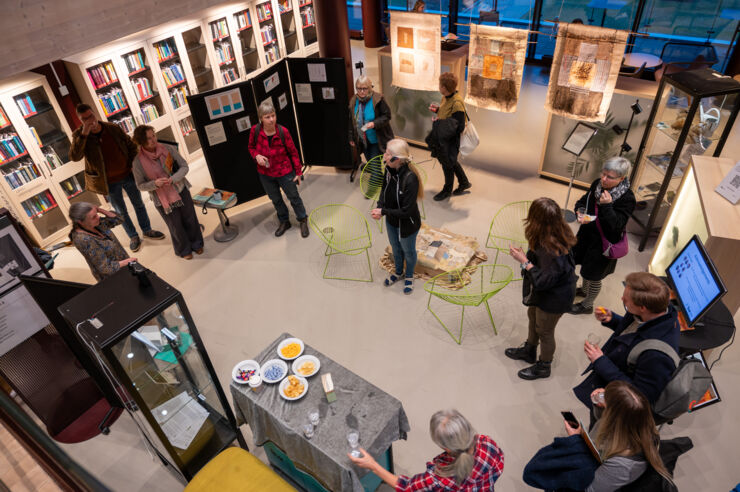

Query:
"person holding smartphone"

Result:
[[69, 202, 137, 282]]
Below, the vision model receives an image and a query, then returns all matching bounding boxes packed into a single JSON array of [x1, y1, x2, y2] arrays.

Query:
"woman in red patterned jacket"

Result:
[[248, 100, 309, 238], [349, 409, 504, 491]]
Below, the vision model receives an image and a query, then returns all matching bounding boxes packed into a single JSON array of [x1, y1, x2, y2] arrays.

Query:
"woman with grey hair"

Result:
[[349, 409, 504, 490], [570, 156, 636, 314], [349, 75, 393, 164], [69, 202, 137, 281], [248, 99, 309, 238]]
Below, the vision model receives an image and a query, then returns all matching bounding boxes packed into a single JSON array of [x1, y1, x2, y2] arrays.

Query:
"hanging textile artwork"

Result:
[[545, 23, 628, 122], [391, 12, 441, 91], [465, 25, 528, 113]]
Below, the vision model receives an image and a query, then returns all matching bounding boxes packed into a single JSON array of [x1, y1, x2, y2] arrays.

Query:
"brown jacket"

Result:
[[69, 122, 138, 195]]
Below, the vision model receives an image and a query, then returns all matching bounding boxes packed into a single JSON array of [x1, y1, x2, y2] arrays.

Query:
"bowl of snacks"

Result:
[[232, 360, 260, 384], [279, 375, 308, 401], [277, 338, 305, 361], [261, 359, 288, 383], [292, 355, 320, 378]]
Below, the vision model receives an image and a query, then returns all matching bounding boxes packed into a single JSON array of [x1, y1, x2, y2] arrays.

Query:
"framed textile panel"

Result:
[[391, 12, 441, 91], [465, 25, 527, 113], [545, 23, 628, 122]]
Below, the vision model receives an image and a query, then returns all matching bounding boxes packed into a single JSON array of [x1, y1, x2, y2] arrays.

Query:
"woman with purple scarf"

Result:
[[132, 125, 204, 260]]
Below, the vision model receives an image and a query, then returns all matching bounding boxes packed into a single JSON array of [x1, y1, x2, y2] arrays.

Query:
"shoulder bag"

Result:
[[594, 202, 629, 259], [459, 107, 479, 157]]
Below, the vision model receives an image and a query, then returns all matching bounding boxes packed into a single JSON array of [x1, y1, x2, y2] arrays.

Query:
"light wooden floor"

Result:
[[0, 419, 62, 492]]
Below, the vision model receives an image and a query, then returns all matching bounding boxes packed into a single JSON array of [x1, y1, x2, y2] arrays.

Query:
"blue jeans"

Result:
[[386, 222, 418, 279], [107, 174, 151, 238], [362, 142, 381, 163], [259, 171, 307, 223]]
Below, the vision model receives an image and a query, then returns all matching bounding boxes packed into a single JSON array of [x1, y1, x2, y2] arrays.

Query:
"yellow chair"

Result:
[[185, 447, 294, 491]]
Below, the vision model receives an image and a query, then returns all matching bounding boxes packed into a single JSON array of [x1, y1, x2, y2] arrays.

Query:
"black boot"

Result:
[[569, 302, 593, 315], [299, 218, 310, 238], [505, 342, 536, 364], [518, 360, 552, 380], [433, 189, 452, 201], [275, 221, 292, 237]]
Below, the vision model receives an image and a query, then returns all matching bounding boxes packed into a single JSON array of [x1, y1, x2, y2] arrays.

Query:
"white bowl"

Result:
[[292, 355, 320, 378], [232, 360, 260, 384], [279, 375, 308, 401], [260, 359, 288, 383], [277, 338, 305, 361]]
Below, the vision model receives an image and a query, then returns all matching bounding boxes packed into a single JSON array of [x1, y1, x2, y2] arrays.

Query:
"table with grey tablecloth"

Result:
[[230, 332, 410, 492]]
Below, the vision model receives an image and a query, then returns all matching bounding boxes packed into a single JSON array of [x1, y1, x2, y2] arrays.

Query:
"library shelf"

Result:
[[165, 79, 187, 89], [93, 78, 120, 90], [157, 54, 179, 64], [127, 66, 150, 77], [0, 151, 30, 166], [104, 105, 130, 117]]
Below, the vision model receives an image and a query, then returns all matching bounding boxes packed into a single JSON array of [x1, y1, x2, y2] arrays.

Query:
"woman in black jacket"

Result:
[[349, 76, 393, 164], [570, 157, 636, 315], [506, 197, 577, 380], [371, 139, 423, 295]]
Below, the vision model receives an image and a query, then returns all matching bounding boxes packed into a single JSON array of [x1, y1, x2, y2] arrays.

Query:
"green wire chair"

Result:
[[424, 264, 513, 345], [485, 201, 532, 276], [359, 155, 385, 232], [308, 204, 374, 282]]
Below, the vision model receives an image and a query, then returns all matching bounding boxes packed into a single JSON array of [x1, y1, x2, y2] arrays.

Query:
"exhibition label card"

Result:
[[715, 160, 740, 204], [307, 63, 327, 82], [204, 122, 227, 146], [295, 83, 313, 103]]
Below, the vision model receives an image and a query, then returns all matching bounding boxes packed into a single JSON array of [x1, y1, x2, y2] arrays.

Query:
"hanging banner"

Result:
[[545, 23, 628, 122], [391, 12, 441, 91], [465, 25, 528, 113]]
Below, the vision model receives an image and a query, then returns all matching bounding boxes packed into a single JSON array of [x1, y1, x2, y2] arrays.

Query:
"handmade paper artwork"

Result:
[[545, 23, 628, 122], [465, 25, 527, 113], [391, 12, 441, 91]]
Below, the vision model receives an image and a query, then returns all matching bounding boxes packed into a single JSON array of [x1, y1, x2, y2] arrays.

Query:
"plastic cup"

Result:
[[303, 423, 314, 439], [587, 332, 602, 346], [309, 409, 319, 426], [591, 391, 605, 406]]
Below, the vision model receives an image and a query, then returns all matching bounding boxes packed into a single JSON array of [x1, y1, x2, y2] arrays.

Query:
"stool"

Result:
[[185, 447, 294, 491]]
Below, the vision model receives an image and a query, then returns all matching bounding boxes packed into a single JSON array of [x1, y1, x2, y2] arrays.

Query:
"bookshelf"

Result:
[[120, 47, 168, 128], [256, 0, 282, 66], [208, 17, 240, 86], [234, 8, 262, 76], [85, 60, 135, 133], [183, 25, 215, 94], [300, 1, 317, 48], [0, 73, 98, 247], [276, 0, 299, 56]]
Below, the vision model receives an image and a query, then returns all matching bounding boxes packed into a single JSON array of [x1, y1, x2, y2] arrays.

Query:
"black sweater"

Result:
[[377, 164, 421, 238], [521, 247, 577, 313]]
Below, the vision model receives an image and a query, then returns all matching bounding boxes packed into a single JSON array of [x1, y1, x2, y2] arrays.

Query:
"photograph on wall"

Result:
[[391, 12, 441, 91], [0, 224, 41, 294], [465, 25, 527, 113], [545, 23, 628, 122]]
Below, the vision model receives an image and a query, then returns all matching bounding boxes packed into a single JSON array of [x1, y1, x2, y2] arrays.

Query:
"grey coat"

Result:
[[132, 144, 191, 210]]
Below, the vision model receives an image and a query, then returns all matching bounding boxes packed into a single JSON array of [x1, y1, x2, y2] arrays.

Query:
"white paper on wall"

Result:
[[391, 12, 441, 91], [295, 84, 313, 103]]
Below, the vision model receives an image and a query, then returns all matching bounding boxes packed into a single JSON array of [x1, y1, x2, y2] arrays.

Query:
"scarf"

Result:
[[595, 175, 630, 202], [138, 143, 182, 214]]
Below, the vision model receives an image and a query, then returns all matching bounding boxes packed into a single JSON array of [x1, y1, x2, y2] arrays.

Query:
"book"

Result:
[[192, 187, 236, 207]]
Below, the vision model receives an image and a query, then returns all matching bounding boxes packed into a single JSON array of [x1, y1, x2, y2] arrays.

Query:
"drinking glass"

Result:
[[303, 423, 314, 439], [587, 332, 602, 346], [347, 431, 361, 458], [577, 207, 586, 221], [309, 409, 319, 427]]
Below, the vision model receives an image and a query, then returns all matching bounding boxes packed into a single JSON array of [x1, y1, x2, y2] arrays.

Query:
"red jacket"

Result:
[[247, 125, 302, 178]]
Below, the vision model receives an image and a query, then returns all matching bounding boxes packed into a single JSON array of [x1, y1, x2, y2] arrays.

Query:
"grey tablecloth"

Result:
[[230, 332, 410, 492]]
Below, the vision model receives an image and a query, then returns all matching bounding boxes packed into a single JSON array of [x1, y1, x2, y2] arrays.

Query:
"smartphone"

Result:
[[561, 411, 579, 428]]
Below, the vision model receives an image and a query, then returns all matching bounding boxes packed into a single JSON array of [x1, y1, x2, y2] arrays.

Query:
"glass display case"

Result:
[[277, 0, 299, 55], [630, 68, 740, 251], [209, 18, 240, 86], [59, 268, 245, 482], [183, 26, 214, 94], [300, 0, 316, 46], [121, 47, 167, 126], [234, 8, 261, 75]]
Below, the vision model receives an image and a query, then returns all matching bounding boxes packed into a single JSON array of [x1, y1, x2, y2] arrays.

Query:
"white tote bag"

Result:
[[459, 110, 479, 156]]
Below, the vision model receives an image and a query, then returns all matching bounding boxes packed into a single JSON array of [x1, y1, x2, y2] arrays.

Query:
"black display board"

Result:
[[287, 57, 352, 168], [188, 82, 265, 205], [250, 59, 303, 163]]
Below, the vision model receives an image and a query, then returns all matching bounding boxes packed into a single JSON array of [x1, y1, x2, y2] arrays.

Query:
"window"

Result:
[[348, 1, 363, 32], [456, 0, 534, 45], [387, 0, 451, 35]]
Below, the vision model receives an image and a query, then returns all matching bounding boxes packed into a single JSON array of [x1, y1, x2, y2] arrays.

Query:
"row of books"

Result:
[[141, 104, 160, 123], [132, 77, 155, 101], [222, 68, 239, 84], [0, 107, 10, 127], [235, 10, 252, 29], [22, 190, 58, 219], [256, 3, 273, 21], [278, 0, 292, 14], [123, 50, 147, 74], [170, 86, 189, 109], [299, 0, 312, 6], [97, 88, 129, 117], [3, 159, 42, 190], [215, 42, 236, 64], [44, 150, 64, 171], [261, 25, 277, 45], [60, 174, 84, 197], [154, 39, 178, 62], [161, 63, 186, 87], [87, 62, 119, 89], [210, 19, 230, 40], [301, 6, 315, 27], [15, 95, 38, 117], [265, 43, 281, 64], [0, 133, 26, 163], [179, 117, 195, 136], [112, 115, 135, 134]]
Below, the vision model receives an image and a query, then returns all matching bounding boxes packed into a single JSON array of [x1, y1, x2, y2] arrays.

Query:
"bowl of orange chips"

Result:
[[279, 375, 308, 401], [292, 355, 320, 377], [277, 338, 304, 360]]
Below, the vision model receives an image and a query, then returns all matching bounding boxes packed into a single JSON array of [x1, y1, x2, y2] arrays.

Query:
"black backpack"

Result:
[[250, 124, 302, 169]]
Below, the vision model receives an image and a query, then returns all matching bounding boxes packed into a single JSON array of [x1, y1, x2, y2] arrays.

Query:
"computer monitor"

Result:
[[666, 235, 727, 326]]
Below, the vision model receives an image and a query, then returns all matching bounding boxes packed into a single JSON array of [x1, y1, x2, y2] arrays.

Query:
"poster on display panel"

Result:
[[545, 23, 628, 122], [391, 12, 441, 91], [465, 25, 528, 113]]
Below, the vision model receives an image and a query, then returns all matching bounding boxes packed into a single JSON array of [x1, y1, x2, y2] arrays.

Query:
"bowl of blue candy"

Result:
[[261, 359, 288, 383]]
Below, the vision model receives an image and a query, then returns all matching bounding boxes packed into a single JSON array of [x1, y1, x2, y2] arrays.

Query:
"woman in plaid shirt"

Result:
[[349, 409, 504, 491]]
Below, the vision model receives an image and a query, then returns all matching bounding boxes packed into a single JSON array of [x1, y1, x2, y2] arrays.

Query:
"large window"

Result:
[[387, 0, 452, 34], [456, 0, 534, 43], [348, 1, 363, 32]]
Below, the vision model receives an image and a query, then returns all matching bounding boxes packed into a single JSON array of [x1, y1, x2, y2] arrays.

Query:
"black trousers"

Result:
[[156, 188, 204, 257], [440, 155, 469, 192]]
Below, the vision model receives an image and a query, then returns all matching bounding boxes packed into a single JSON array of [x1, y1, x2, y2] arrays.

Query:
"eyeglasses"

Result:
[[601, 171, 621, 180], [356, 86, 371, 92]]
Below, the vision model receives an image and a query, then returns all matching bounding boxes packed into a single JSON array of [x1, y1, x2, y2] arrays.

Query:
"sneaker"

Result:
[[299, 219, 310, 238], [275, 221, 291, 237], [403, 279, 413, 295], [518, 360, 552, 380], [569, 302, 593, 315], [144, 230, 166, 240], [384, 273, 401, 287], [130, 236, 142, 252], [452, 182, 472, 195], [504, 342, 537, 364], [433, 190, 452, 201]]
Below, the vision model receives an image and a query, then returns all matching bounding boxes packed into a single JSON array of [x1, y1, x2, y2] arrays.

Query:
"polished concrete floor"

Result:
[[46, 42, 740, 491]]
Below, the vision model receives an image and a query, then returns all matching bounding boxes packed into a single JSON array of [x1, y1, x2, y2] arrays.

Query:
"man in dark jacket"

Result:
[[69, 104, 164, 252], [573, 272, 679, 415]]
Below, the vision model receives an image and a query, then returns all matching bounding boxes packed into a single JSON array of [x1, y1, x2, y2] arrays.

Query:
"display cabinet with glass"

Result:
[[59, 268, 246, 482], [256, 1, 281, 65], [299, 0, 316, 47], [183, 26, 214, 94], [178, 115, 201, 156], [234, 8, 261, 75], [630, 68, 740, 251], [209, 18, 240, 86], [153, 37, 190, 114], [85, 60, 136, 133], [277, 0, 299, 55], [121, 48, 166, 126]]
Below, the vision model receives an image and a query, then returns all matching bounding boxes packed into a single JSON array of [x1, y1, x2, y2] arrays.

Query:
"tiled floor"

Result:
[[32, 41, 740, 491]]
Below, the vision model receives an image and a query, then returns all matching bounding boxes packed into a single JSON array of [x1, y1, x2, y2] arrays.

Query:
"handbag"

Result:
[[459, 108, 479, 156], [594, 203, 629, 259]]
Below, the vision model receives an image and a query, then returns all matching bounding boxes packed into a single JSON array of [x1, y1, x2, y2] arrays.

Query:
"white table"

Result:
[[623, 53, 663, 69]]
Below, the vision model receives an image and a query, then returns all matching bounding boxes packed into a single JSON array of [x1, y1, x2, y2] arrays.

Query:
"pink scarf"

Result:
[[138, 143, 182, 213]]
